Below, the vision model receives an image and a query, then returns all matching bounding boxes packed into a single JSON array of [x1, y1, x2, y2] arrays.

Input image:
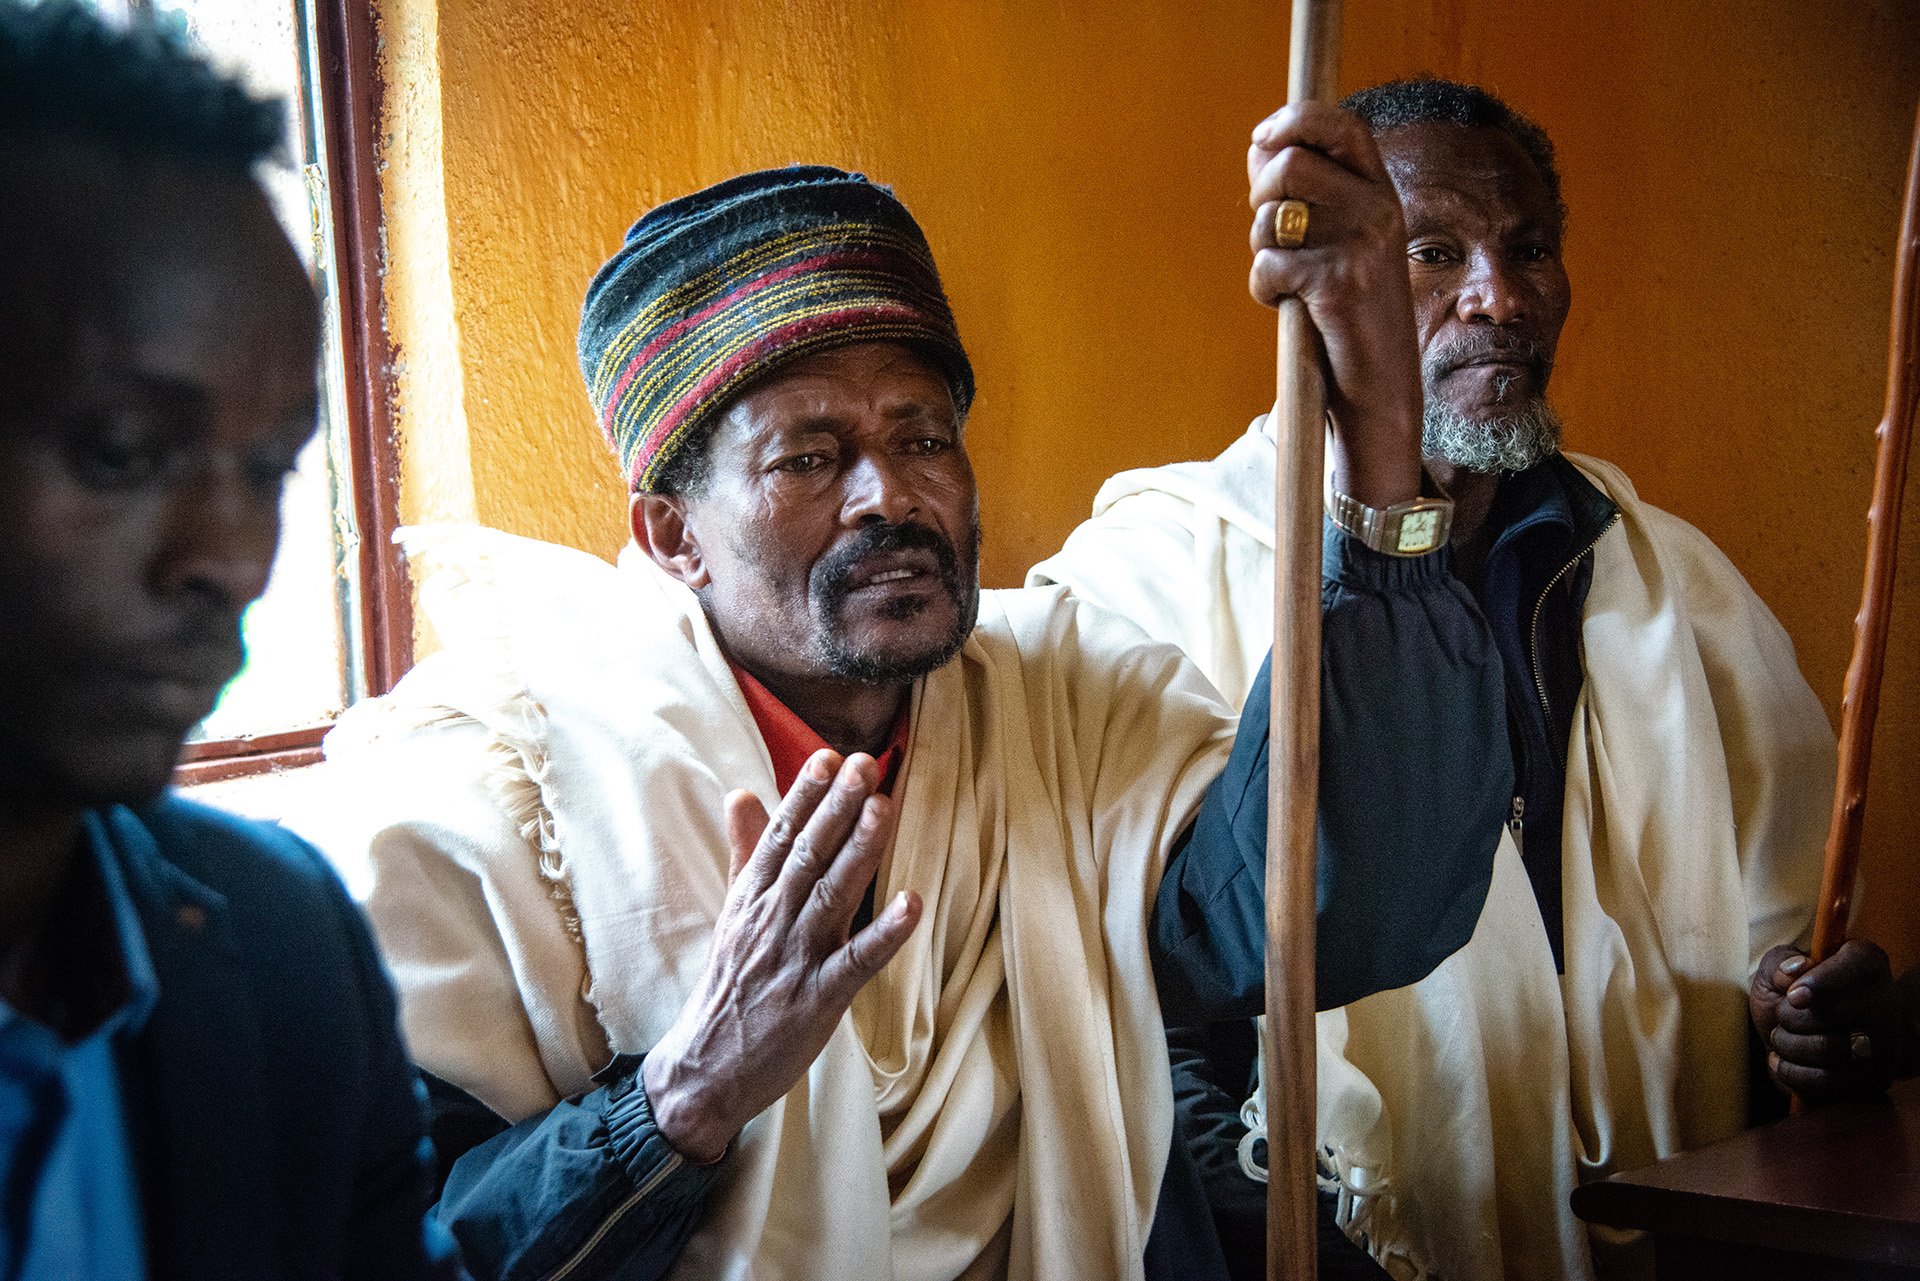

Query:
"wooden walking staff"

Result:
[[1264, 1, 1341, 1278], [1808, 100, 1920, 970]]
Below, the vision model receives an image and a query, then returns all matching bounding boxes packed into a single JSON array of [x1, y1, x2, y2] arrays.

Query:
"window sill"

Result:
[[174, 724, 330, 786]]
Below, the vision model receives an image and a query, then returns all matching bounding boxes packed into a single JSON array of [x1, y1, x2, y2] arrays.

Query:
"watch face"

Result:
[[1396, 508, 1442, 553]]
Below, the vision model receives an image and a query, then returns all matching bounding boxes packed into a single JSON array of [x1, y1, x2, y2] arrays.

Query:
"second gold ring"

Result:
[[1273, 199, 1310, 249]]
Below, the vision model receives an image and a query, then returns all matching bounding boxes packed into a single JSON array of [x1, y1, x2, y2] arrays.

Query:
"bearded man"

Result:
[[298, 165, 1512, 1279], [1032, 79, 1863, 1280]]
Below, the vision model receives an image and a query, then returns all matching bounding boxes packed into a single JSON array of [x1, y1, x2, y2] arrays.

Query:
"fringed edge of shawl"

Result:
[[387, 524, 593, 950], [478, 698, 584, 946], [343, 685, 588, 951], [1236, 1100, 1431, 1280], [1319, 1149, 1428, 1281]]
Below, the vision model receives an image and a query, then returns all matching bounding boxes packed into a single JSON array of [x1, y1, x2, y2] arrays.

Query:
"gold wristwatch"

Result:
[[1326, 488, 1455, 556]]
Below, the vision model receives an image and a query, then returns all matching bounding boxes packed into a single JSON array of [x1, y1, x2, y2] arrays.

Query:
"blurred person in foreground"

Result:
[[0, 5, 461, 1277]]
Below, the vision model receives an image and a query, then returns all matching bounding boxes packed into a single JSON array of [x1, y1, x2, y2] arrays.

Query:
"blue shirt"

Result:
[[0, 814, 159, 1281]]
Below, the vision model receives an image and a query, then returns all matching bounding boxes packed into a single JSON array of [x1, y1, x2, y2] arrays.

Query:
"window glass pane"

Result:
[[62, 0, 361, 740], [197, 429, 349, 738], [161, 0, 357, 740]]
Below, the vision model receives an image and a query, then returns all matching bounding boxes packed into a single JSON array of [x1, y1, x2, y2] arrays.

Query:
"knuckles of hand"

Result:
[[785, 834, 826, 878], [805, 875, 846, 926]]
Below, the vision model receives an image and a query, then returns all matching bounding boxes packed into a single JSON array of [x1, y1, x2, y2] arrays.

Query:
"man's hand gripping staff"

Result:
[[1247, 101, 1425, 511], [1751, 940, 1920, 1103], [642, 750, 923, 1165]]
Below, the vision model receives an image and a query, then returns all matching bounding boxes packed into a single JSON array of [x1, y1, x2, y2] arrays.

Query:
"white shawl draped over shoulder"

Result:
[[307, 525, 1237, 1281], [1030, 423, 1834, 1280]]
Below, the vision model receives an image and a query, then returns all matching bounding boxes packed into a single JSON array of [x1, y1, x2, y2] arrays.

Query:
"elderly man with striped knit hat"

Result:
[[301, 161, 1506, 1280]]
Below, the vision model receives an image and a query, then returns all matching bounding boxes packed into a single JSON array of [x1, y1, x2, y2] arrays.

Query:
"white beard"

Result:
[[1422, 395, 1563, 474]]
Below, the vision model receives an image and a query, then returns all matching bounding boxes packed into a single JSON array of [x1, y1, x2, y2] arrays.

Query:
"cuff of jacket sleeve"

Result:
[[603, 1054, 724, 1194], [1321, 518, 1453, 592]]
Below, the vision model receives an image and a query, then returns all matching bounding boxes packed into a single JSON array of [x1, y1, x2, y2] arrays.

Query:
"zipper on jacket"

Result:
[[540, 1151, 684, 1281], [1525, 512, 1620, 761], [1508, 794, 1525, 854]]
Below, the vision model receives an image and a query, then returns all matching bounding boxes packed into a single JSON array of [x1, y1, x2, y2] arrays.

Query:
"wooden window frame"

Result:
[[175, 0, 410, 786]]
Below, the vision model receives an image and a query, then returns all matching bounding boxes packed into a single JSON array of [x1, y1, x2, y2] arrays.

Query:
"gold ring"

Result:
[[1273, 199, 1309, 249]]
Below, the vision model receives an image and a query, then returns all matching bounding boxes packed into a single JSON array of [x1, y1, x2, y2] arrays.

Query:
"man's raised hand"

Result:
[[642, 749, 922, 1164]]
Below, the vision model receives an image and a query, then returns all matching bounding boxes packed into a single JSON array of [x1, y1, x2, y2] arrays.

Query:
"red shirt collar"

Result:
[[730, 663, 912, 796]]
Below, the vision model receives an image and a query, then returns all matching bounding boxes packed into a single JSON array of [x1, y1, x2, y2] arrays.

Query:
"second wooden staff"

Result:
[[1807, 101, 1920, 970], [1265, 2, 1343, 1279]]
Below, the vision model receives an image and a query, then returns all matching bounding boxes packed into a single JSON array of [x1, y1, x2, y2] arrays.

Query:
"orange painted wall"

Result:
[[402, 0, 1292, 576], [387, 1, 1920, 964]]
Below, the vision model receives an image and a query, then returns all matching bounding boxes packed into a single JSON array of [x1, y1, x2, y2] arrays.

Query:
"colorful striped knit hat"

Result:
[[579, 166, 975, 492]]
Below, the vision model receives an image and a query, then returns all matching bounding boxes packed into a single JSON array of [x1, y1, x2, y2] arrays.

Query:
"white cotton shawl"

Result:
[[310, 525, 1238, 1281], [1029, 421, 1833, 1281]]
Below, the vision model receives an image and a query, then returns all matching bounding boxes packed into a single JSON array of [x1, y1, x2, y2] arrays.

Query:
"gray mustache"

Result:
[[1423, 334, 1551, 380]]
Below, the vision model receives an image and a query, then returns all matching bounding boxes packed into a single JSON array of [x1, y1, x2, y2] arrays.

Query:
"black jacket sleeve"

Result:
[[429, 1055, 719, 1281], [1152, 527, 1510, 1022], [1166, 1022, 1261, 1232]]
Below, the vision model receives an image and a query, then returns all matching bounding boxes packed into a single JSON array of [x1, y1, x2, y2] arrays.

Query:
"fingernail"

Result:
[[890, 891, 912, 921], [1780, 955, 1810, 977], [1788, 984, 1813, 1007], [806, 752, 833, 782], [1253, 123, 1274, 145]]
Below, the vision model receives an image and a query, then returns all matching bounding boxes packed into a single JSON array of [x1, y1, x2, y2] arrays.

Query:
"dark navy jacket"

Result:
[[421, 530, 1511, 1281], [102, 798, 463, 1281], [1466, 453, 1618, 969]]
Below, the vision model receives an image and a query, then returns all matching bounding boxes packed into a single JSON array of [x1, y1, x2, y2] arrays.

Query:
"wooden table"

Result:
[[1571, 1078, 1920, 1279]]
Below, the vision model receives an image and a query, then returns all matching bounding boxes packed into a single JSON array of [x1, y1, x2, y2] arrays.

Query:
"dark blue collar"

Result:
[[84, 810, 162, 1038], [1485, 453, 1617, 563], [1492, 457, 1573, 549], [103, 800, 279, 1281], [0, 813, 162, 1046]]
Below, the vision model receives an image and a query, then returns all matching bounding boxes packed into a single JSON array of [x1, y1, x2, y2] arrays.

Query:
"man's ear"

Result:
[[631, 491, 710, 589]]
